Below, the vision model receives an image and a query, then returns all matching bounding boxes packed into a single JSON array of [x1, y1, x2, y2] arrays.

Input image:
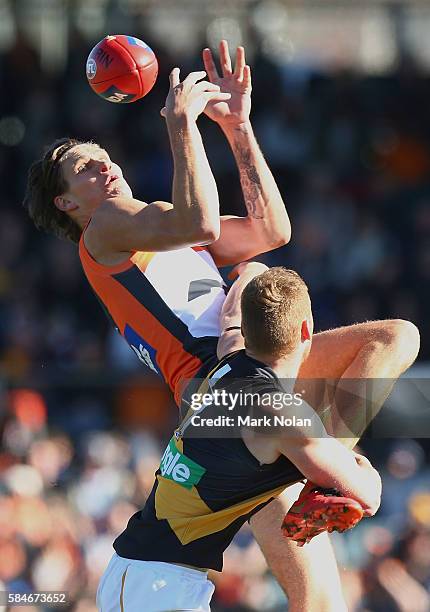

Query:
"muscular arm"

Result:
[[278, 430, 382, 515], [208, 122, 291, 267], [202, 43, 290, 267], [167, 116, 221, 243], [227, 121, 289, 224], [87, 119, 220, 255], [86, 70, 230, 257]]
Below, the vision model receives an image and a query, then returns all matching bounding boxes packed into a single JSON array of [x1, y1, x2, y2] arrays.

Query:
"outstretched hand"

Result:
[[160, 67, 231, 124], [203, 40, 252, 129]]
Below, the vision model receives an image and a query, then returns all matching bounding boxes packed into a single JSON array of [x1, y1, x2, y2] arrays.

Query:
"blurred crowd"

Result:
[[0, 18, 429, 612], [1, 397, 430, 612]]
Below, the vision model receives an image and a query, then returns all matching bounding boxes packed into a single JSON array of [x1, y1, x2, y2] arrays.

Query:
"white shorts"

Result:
[[97, 553, 215, 612]]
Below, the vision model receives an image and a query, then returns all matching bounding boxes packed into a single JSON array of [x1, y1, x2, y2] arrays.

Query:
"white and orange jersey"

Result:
[[79, 235, 225, 404]]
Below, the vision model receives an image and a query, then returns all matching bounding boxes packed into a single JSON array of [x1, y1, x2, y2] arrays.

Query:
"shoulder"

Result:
[[83, 198, 144, 264], [85, 198, 175, 255], [90, 197, 148, 230], [85, 197, 148, 247]]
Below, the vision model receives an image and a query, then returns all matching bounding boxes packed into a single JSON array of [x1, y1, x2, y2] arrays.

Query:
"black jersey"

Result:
[[114, 350, 303, 571]]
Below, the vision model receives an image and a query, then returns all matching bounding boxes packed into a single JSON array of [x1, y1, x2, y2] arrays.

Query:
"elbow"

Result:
[[274, 224, 291, 247], [188, 222, 220, 245], [362, 492, 381, 517], [266, 219, 291, 249], [359, 469, 382, 517], [364, 501, 380, 517], [249, 219, 291, 251], [278, 216, 292, 245], [203, 224, 221, 243], [389, 319, 420, 371]]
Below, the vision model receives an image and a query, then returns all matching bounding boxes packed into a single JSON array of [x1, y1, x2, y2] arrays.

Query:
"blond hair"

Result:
[[241, 267, 311, 357]]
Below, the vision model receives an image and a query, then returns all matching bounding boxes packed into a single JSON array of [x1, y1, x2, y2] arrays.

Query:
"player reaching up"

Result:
[[24, 43, 291, 404], [24, 42, 420, 612]]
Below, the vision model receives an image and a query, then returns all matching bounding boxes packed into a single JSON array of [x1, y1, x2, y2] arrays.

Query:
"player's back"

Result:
[[79, 233, 224, 402], [113, 350, 303, 571]]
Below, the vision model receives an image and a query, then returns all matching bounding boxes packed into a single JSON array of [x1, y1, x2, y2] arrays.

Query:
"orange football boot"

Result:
[[281, 481, 364, 546]]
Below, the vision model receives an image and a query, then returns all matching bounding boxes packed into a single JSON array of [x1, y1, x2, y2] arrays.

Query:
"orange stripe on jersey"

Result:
[[79, 239, 156, 276], [79, 235, 218, 403]]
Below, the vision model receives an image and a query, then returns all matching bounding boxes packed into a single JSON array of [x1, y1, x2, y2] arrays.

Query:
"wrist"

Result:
[[166, 114, 197, 133], [166, 116, 200, 148], [221, 120, 253, 137]]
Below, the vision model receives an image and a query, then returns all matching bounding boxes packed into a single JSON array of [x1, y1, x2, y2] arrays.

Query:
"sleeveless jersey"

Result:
[[113, 350, 303, 571], [79, 235, 225, 404]]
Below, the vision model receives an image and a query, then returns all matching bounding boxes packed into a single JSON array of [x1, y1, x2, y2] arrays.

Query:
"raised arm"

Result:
[[86, 69, 231, 255], [203, 41, 291, 267]]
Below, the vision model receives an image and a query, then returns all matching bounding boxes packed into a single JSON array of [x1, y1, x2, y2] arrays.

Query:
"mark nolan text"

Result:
[[239, 415, 312, 427], [190, 415, 312, 427]]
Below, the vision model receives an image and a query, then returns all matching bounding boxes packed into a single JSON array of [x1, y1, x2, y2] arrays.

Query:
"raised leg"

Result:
[[219, 269, 420, 610], [219, 271, 420, 449], [297, 319, 420, 448]]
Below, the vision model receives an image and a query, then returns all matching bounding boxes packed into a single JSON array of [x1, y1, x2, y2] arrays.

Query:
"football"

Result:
[[86, 35, 158, 103]]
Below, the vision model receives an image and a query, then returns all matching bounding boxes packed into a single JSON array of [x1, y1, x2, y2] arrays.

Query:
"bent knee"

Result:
[[386, 319, 420, 369], [371, 319, 420, 370]]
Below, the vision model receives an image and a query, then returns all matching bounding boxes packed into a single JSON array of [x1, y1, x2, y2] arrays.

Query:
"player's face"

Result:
[[59, 144, 132, 212]]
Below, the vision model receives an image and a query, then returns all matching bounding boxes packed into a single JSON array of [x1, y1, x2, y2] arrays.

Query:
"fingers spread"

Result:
[[203, 48, 219, 82], [169, 67, 180, 87], [219, 39, 232, 76], [234, 46, 245, 80]]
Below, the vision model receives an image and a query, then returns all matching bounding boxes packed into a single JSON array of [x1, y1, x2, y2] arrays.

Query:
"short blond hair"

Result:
[[241, 267, 311, 357]]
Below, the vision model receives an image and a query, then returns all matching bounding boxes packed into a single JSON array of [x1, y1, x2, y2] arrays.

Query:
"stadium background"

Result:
[[0, 0, 430, 610]]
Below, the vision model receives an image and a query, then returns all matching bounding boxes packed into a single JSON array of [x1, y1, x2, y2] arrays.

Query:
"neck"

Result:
[[245, 347, 304, 379], [70, 209, 91, 231]]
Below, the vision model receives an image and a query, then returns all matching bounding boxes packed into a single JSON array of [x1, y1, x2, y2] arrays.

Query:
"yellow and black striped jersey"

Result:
[[114, 350, 303, 571]]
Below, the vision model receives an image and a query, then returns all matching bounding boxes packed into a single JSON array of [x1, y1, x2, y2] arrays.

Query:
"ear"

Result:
[[54, 195, 78, 212], [301, 319, 311, 342]]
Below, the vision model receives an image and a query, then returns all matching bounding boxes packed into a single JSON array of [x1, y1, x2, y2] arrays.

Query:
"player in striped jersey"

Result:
[[98, 266, 382, 612], [24, 41, 420, 611]]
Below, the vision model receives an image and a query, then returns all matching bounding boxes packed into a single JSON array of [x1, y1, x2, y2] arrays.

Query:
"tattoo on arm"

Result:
[[234, 143, 264, 219]]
